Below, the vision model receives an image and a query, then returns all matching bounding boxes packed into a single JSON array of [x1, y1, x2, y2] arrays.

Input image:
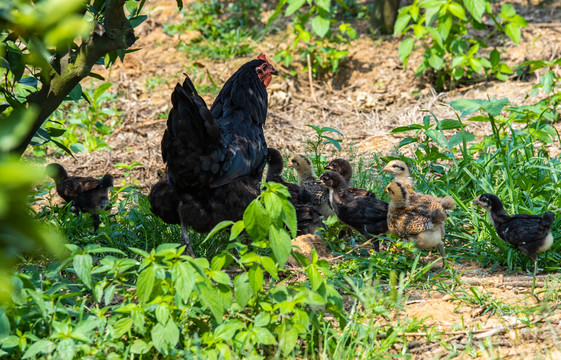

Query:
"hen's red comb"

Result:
[[257, 53, 268, 62]]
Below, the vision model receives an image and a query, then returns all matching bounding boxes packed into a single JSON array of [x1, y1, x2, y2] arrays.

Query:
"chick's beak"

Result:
[[382, 165, 391, 173], [472, 198, 484, 208], [324, 164, 333, 171]]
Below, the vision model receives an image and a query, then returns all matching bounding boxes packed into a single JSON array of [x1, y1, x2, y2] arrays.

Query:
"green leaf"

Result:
[[398, 37, 415, 67], [448, 2, 466, 19], [541, 71, 554, 95], [391, 124, 424, 134], [281, 200, 298, 238], [0, 105, 38, 153], [249, 264, 264, 293], [243, 200, 271, 240], [428, 53, 445, 70], [489, 49, 500, 66], [173, 261, 195, 301], [131, 339, 151, 354], [254, 327, 278, 345], [137, 265, 155, 304], [504, 23, 521, 44], [463, 0, 485, 23], [483, 98, 509, 116], [397, 137, 418, 149], [73, 254, 92, 289], [307, 262, 323, 291], [269, 226, 292, 268], [234, 272, 252, 307], [279, 324, 299, 355], [316, 0, 330, 12], [285, 0, 305, 16], [254, 312, 271, 327], [311, 15, 330, 37], [198, 283, 224, 322], [260, 256, 279, 279], [67, 83, 82, 102], [93, 83, 112, 102], [22, 340, 55, 359], [449, 98, 485, 117], [263, 192, 282, 221], [204, 220, 234, 242], [112, 318, 133, 339], [393, 14, 411, 35], [448, 131, 475, 147], [229, 220, 245, 240], [439, 118, 464, 130]]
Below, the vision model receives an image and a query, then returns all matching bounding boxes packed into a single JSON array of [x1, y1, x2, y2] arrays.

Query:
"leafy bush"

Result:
[[164, 0, 262, 60], [395, 0, 527, 90], [268, 0, 359, 76]]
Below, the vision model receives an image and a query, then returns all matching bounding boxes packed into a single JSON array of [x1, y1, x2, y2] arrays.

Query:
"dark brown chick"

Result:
[[383, 160, 455, 211], [385, 181, 447, 256], [289, 154, 333, 218], [266, 148, 322, 235], [46, 163, 113, 231], [148, 170, 181, 225], [319, 171, 388, 251], [325, 158, 376, 199], [473, 193, 554, 270]]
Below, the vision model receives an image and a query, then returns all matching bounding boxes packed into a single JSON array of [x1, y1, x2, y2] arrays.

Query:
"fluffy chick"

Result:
[[289, 154, 333, 218], [384, 181, 447, 256], [46, 163, 113, 231], [266, 148, 322, 234], [325, 158, 376, 199], [383, 160, 455, 211], [473, 193, 554, 267], [320, 171, 388, 251]]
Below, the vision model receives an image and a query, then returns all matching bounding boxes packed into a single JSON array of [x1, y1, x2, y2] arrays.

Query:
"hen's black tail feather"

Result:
[[543, 212, 555, 228]]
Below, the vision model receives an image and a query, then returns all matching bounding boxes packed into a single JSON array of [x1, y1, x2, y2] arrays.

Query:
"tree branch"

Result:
[[12, 0, 136, 156]]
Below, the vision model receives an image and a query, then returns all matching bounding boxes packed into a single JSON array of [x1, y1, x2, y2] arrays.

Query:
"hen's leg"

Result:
[[181, 224, 195, 257], [92, 214, 100, 232]]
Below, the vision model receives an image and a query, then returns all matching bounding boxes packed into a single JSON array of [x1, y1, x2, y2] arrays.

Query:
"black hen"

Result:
[[46, 163, 113, 231], [266, 148, 322, 235], [325, 158, 376, 199], [156, 54, 278, 255], [319, 171, 388, 251], [148, 170, 180, 225]]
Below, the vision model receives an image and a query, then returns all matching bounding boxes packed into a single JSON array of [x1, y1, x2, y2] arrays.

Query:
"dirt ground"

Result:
[[36, 0, 561, 358]]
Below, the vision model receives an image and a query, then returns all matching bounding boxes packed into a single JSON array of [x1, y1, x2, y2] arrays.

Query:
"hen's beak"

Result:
[[271, 67, 279, 76]]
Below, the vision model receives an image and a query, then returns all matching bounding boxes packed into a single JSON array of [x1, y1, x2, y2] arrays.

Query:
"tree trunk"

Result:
[[11, 0, 136, 156], [371, 0, 401, 35]]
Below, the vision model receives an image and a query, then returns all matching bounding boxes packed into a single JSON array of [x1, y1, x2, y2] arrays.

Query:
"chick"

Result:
[[266, 148, 322, 234], [383, 160, 455, 211], [319, 171, 388, 251], [384, 181, 447, 257], [473, 193, 554, 288], [46, 163, 113, 231], [289, 154, 333, 218], [325, 158, 376, 199]]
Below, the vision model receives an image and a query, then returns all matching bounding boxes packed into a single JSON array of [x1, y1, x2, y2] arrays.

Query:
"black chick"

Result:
[[325, 158, 376, 199], [159, 54, 278, 255], [473, 194, 554, 268], [46, 163, 113, 231], [148, 170, 181, 225], [266, 148, 322, 235], [319, 171, 388, 251]]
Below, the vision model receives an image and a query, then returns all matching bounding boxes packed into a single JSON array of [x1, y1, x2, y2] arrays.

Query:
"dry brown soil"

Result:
[[35, 0, 561, 358]]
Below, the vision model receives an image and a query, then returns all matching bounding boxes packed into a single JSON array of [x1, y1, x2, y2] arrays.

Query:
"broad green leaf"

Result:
[[311, 15, 330, 37], [198, 283, 224, 322], [229, 220, 245, 240], [93, 83, 112, 102], [22, 340, 55, 359], [263, 192, 282, 221], [489, 49, 500, 66], [449, 98, 485, 117], [249, 264, 264, 293], [393, 14, 411, 35], [285, 0, 305, 16], [73, 254, 92, 289], [215, 319, 245, 341], [391, 124, 424, 134], [155, 304, 170, 324], [397, 137, 418, 149], [269, 226, 292, 268], [111, 318, 133, 339], [437, 15, 452, 41], [448, 2, 466, 19], [541, 71, 554, 95], [67, 83, 82, 101], [307, 263, 323, 291], [483, 98, 509, 116], [504, 23, 521, 44], [137, 265, 155, 304], [438, 118, 464, 130], [130, 339, 151, 354], [234, 272, 252, 307], [448, 131, 475, 148], [254, 327, 277, 345], [279, 324, 299, 355], [316, 0, 330, 12], [428, 53, 445, 70], [205, 220, 234, 242], [243, 200, 270, 240], [281, 200, 298, 238], [0, 105, 38, 152], [151, 323, 168, 354], [463, 0, 485, 23], [399, 37, 415, 67], [260, 256, 279, 279], [254, 312, 271, 327]]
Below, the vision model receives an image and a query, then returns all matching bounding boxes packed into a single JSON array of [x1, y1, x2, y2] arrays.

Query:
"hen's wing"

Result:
[[348, 187, 376, 199]]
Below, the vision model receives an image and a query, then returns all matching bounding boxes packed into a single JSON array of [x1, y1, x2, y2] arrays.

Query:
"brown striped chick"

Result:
[[383, 160, 455, 211], [288, 154, 334, 218], [384, 181, 447, 257]]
